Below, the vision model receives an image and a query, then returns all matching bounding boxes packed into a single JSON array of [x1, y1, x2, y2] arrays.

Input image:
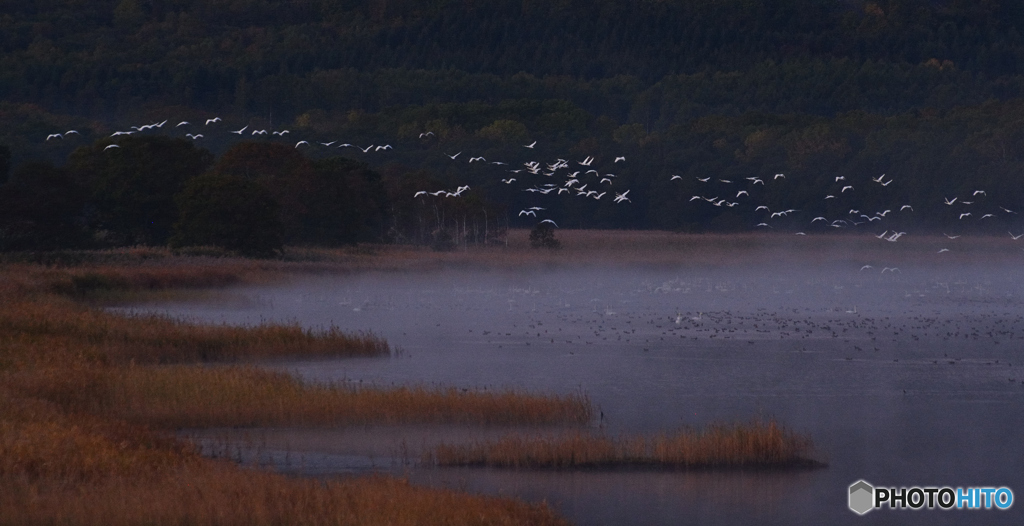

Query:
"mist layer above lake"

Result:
[[123, 241, 1024, 525]]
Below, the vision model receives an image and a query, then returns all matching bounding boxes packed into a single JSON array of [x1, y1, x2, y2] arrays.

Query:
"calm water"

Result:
[[128, 260, 1024, 525]]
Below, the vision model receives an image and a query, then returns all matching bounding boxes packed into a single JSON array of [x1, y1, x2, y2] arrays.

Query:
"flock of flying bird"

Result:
[[43, 118, 1024, 252], [670, 169, 1024, 255]]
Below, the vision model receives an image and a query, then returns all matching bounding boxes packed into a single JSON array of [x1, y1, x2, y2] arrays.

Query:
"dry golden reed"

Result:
[[1, 468, 570, 526], [8, 365, 592, 428], [0, 256, 586, 525], [427, 420, 817, 469]]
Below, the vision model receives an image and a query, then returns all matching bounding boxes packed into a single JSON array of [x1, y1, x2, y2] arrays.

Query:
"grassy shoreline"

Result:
[[0, 233, 843, 524], [426, 420, 822, 470], [0, 254, 583, 524]]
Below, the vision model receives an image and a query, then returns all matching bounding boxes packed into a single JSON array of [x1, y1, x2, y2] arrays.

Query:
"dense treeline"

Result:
[[4, 0, 1024, 248], [7, 0, 1024, 121]]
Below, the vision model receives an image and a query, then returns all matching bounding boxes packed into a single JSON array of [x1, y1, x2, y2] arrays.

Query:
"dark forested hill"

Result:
[[5, 0, 1024, 247], [5, 0, 1024, 118]]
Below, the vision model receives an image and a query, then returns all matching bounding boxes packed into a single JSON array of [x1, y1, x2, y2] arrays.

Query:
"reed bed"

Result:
[[0, 256, 586, 525], [1, 390, 567, 525], [1, 468, 569, 526], [427, 420, 818, 469], [6, 365, 592, 428], [0, 295, 388, 368]]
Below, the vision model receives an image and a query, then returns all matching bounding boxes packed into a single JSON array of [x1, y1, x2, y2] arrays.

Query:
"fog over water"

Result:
[[127, 253, 1024, 525]]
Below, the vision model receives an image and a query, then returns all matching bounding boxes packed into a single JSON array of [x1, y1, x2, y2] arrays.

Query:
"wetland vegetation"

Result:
[[0, 236, 835, 524]]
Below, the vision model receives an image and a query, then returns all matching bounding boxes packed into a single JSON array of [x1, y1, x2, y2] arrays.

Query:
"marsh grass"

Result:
[[0, 257, 587, 524], [1, 468, 570, 526], [427, 420, 819, 469], [8, 365, 592, 428]]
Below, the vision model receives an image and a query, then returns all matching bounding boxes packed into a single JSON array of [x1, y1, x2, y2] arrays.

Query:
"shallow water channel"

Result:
[[124, 260, 1024, 525]]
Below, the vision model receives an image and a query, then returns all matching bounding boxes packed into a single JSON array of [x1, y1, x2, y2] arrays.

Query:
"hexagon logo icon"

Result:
[[849, 480, 874, 515]]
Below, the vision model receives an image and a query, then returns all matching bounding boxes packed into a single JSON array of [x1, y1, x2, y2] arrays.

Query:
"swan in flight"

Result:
[[1011, 232, 1024, 240], [938, 248, 950, 253], [860, 265, 873, 271], [774, 173, 785, 179], [358, 145, 374, 153], [959, 213, 972, 219], [613, 190, 631, 203], [900, 205, 913, 211], [229, 125, 248, 135], [468, 156, 486, 162], [413, 191, 428, 198], [375, 144, 392, 151], [943, 233, 960, 239], [176, 121, 189, 127], [295, 141, 309, 148], [736, 190, 748, 197], [524, 141, 537, 148], [251, 129, 268, 135], [46, 133, 62, 141], [696, 177, 710, 182], [872, 174, 886, 183], [104, 144, 120, 150], [205, 117, 221, 125], [419, 131, 434, 138], [185, 134, 203, 139], [273, 130, 290, 135], [944, 197, 957, 205], [518, 210, 537, 217], [751, 178, 764, 185], [974, 190, 986, 196], [110, 131, 134, 136], [502, 178, 516, 184], [1001, 206, 1017, 214], [841, 185, 854, 193], [578, 156, 594, 166], [835, 176, 845, 182], [614, 156, 625, 162], [540, 219, 558, 227], [755, 205, 769, 211], [446, 152, 461, 160], [811, 217, 826, 223], [670, 175, 683, 180]]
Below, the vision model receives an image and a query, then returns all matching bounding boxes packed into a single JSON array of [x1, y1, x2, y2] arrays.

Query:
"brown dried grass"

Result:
[[1, 468, 569, 526], [0, 256, 586, 525], [427, 420, 818, 469]]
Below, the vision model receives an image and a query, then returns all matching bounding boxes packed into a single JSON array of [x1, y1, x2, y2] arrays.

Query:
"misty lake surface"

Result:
[[125, 255, 1024, 525]]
